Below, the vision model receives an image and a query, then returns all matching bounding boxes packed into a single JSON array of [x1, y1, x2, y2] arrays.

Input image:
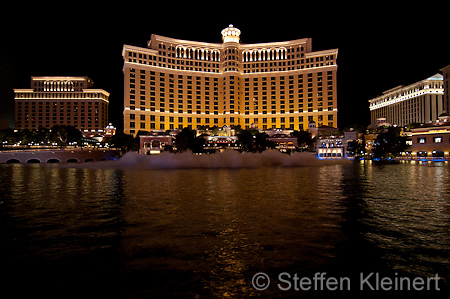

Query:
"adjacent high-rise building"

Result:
[[368, 74, 445, 127], [122, 25, 338, 135], [440, 64, 450, 113], [14, 76, 110, 131]]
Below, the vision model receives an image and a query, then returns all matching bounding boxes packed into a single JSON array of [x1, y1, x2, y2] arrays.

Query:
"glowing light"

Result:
[[221, 24, 241, 43]]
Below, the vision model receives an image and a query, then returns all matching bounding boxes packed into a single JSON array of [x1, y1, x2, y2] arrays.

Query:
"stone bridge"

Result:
[[0, 148, 121, 163]]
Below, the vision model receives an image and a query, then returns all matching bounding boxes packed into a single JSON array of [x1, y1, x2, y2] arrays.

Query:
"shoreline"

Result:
[[0, 148, 120, 164]]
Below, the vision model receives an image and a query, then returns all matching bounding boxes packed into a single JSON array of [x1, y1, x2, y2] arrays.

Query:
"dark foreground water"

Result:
[[0, 160, 449, 298]]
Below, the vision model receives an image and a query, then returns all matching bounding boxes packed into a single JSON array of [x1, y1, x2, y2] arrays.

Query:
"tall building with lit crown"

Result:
[[122, 25, 338, 135], [368, 74, 445, 127], [14, 76, 109, 131]]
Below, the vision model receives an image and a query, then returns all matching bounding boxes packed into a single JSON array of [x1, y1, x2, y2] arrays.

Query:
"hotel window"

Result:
[[434, 137, 442, 143], [418, 137, 426, 144]]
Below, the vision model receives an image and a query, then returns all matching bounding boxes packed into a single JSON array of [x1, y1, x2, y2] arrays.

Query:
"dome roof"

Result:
[[221, 24, 241, 43], [368, 118, 392, 129]]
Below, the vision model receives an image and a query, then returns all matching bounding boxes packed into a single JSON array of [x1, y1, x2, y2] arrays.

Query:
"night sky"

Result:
[[1, 3, 449, 131]]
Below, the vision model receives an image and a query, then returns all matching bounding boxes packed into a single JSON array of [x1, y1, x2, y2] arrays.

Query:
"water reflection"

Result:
[[0, 162, 449, 297], [357, 162, 450, 281]]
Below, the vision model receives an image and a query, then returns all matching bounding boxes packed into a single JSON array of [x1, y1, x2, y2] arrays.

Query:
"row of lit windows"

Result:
[[18, 117, 103, 122], [126, 56, 333, 74], [17, 121, 103, 129], [32, 80, 85, 86], [243, 56, 333, 67], [243, 62, 335, 73], [127, 102, 334, 113], [17, 110, 106, 118], [128, 96, 333, 112], [128, 93, 333, 109], [129, 96, 333, 106], [130, 114, 332, 123], [31, 80, 88, 92], [132, 54, 221, 67], [129, 69, 333, 84], [128, 68, 333, 81], [371, 83, 443, 106], [17, 109, 103, 115], [16, 116, 106, 124], [127, 97, 333, 109], [17, 101, 103, 106], [127, 105, 334, 114], [127, 56, 220, 73], [417, 136, 447, 144], [16, 92, 108, 100]]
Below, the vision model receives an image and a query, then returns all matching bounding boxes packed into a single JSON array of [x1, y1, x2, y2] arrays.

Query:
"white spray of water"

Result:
[[82, 150, 350, 169]]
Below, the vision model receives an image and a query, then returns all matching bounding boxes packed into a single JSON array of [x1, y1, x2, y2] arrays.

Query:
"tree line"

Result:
[[0, 126, 83, 148], [169, 127, 314, 154], [1, 125, 409, 159], [1, 125, 316, 154]]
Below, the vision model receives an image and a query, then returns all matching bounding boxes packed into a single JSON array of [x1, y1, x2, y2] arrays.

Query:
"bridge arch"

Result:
[[66, 158, 79, 163], [47, 158, 61, 163], [27, 158, 41, 163], [6, 158, 21, 164]]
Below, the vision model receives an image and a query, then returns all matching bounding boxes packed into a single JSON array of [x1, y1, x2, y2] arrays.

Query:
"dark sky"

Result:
[[1, 3, 449, 131]]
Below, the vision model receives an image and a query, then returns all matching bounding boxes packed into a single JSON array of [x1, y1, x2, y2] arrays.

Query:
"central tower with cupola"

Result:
[[221, 24, 241, 73], [220, 25, 241, 126]]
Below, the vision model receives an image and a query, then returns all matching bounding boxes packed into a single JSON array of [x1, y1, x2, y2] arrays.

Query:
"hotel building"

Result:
[[14, 76, 110, 131], [440, 64, 450, 113], [317, 136, 344, 159], [122, 25, 338, 135], [368, 74, 445, 127], [410, 113, 450, 159]]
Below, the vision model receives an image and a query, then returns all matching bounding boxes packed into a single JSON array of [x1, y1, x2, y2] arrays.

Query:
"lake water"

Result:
[[1, 157, 449, 298]]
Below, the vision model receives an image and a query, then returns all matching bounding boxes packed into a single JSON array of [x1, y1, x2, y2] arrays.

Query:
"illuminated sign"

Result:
[[429, 129, 448, 133]]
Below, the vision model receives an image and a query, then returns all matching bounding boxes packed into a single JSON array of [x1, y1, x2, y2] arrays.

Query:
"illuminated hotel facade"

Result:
[[122, 25, 338, 135], [368, 74, 445, 127], [14, 76, 110, 131]]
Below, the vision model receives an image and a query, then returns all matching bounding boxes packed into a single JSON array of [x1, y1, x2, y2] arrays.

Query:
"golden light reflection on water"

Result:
[[1, 162, 450, 296], [117, 166, 349, 297], [204, 218, 258, 298]]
